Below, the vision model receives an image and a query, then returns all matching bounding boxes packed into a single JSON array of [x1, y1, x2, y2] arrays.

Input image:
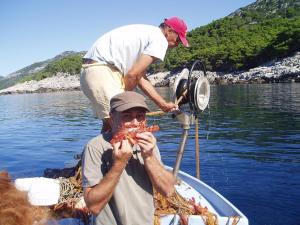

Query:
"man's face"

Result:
[[167, 28, 180, 48], [111, 107, 147, 133]]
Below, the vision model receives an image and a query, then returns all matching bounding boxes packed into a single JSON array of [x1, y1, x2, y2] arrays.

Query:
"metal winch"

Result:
[[171, 60, 210, 179], [172, 60, 210, 114]]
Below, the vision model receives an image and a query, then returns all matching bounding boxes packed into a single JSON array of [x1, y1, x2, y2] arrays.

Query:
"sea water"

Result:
[[0, 83, 299, 225]]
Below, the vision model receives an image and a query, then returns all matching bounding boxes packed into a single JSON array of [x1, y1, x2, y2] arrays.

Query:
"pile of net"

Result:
[[44, 160, 90, 224], [153, 187, 218, 225], [45, 160, 239, 225]]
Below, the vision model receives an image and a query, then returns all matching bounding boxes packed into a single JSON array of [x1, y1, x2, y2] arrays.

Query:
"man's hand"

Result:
[[136, 132, 157, 159], [112, 140, 133, 163], [160, 101, 178, 112]]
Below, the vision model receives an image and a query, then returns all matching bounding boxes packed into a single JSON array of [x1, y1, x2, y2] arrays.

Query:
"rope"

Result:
[[57, 177, 83, 206], [230, 216, 241, 225], [154, 188, 241, 225], [53, 165, 83, 210], [195, 117, 200, 179], [49, 164, 91, 225], [146, 110, 165, 116], [154, 188, 218, 225], [175, 89, 188, 106]]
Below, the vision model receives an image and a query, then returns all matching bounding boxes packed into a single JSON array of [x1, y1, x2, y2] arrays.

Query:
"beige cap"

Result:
[[110, 91, 149, 112]]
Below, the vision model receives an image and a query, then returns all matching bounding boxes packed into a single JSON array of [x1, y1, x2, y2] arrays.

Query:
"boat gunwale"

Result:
[[165, 166, 249, 224]]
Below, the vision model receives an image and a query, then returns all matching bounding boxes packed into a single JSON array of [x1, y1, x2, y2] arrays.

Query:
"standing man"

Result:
[[82, 91, 176, 225], [80, 17, 189, 132]]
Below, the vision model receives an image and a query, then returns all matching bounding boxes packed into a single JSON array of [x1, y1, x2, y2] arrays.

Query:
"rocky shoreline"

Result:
[[0, 52, 299, 95], [0, 73, 81, 95], [149, 52, 300, 86]]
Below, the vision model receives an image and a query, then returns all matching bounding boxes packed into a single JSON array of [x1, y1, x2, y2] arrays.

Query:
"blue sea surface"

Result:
[[0, 83, 300, 225]]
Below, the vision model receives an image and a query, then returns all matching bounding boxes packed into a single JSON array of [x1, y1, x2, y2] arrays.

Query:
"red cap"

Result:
[[164, 17, 189, 47]]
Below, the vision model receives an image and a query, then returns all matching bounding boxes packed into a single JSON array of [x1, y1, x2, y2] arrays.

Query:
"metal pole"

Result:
[[173, 129, 189, 176]]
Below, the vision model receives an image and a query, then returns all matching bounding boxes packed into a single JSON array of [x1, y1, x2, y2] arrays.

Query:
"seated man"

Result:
[[82, 91, 176, 225]]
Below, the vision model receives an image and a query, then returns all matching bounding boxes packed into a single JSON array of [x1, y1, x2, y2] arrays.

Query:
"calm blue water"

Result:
[[1, 84, 300, 225]]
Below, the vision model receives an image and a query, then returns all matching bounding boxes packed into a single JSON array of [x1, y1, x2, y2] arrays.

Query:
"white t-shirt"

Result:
[[84, 24, 168, 75]]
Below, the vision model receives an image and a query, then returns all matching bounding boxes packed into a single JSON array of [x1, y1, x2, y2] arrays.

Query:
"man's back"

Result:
[[83, 24, 168, 75]]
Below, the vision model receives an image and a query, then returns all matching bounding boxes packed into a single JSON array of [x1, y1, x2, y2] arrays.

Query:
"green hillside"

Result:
[[20, 54, 83, 82]]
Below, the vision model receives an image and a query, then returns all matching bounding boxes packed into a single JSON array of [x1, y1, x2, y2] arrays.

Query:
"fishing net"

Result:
[[153, 187, 218, 225], [45, 160, 239, 225], [44, 160, 91, 224], [55, 168, 83, 209]]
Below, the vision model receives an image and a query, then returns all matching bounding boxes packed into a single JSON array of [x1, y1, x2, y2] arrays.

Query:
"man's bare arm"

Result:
[[144, 155, 176, 197], [136, 132, 176, 197], [138, 76, 176, 112], [124, 55, 155, 91], [84, 160, 127, 215]]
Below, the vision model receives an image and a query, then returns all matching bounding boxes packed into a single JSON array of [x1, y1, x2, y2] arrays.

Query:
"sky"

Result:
[[0, 0, 255, 76]]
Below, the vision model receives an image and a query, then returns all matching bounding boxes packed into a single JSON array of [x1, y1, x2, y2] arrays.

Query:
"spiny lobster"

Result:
[[110, 124, 160, 145]]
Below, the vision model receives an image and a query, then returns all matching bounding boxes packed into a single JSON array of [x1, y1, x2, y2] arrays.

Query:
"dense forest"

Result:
[[0, 0, 299, 89]]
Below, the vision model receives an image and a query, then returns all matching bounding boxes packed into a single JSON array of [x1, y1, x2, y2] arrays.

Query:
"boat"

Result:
[[13, 61, 249, 225], [14, 164, 248, 225]]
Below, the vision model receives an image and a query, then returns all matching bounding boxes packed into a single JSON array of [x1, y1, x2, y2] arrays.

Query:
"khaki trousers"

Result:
[[80, 63, 125, 119]]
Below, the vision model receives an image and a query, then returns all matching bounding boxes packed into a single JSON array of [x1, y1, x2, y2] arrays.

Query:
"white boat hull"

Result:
[[160, 167, 249, 225]]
